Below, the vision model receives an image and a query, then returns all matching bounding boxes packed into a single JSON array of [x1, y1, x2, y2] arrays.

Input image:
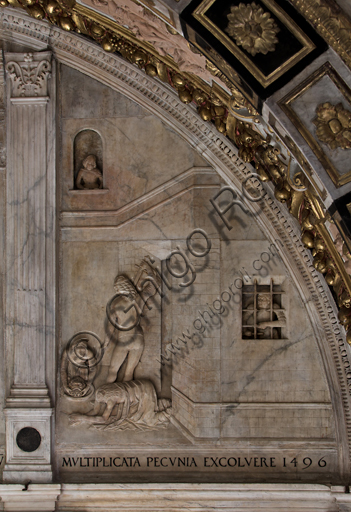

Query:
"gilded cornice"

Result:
[[290, 0, 351, 69], [1, 0, 351, 345], [226, 110, 351, 342], [0, 0, 235, 123]]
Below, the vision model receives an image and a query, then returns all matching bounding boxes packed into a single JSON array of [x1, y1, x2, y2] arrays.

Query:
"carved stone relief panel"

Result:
[[58, 212, 337, 482], [56, 66, 339, 484], [64, 253, 172, 432]]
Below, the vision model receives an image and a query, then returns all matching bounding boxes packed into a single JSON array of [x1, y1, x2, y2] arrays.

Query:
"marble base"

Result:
[[172, 385, 335, 440], [0, 484, 60, 511], [3, 408, 53, 483], [0, 483, 349, 511]]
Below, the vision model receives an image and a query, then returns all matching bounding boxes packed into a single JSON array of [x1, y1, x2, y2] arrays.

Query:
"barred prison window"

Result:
[[242, 279, 286, 339]]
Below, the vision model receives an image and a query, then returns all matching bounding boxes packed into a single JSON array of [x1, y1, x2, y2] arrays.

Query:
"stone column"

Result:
[[3, 52, 55, 483]]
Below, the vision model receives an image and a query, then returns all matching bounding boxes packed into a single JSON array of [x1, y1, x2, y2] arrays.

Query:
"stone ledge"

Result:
[[0, 483, 347, 511]]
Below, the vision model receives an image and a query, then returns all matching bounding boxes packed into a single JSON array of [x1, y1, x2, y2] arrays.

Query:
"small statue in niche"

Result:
[[75, 154, 103, 190], [69, 379, 172, 431], [61, 332, 102, 398]]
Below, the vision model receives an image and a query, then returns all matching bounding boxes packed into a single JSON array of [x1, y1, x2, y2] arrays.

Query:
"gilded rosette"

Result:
[[225, 2, 279, 56]]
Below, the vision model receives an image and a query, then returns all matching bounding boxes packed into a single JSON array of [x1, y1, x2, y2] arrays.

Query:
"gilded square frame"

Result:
[[279, 62, 351, 188], [192, 0, 315, 88]]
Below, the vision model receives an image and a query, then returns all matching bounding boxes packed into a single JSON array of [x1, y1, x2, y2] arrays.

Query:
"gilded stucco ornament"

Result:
[[291, 0, 351, 70], [225, 2, 279, 56], [206, 58, 257, 117], [313, 102, 351, 150], [0, 0, 232, 135]]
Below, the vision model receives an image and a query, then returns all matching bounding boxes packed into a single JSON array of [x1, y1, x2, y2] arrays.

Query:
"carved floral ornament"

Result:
[[313, 102, 351, 150], [225, 2, 280, 56]]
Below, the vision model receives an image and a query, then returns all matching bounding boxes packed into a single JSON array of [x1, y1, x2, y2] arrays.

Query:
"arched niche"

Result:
[[73, 129, 103, 190]]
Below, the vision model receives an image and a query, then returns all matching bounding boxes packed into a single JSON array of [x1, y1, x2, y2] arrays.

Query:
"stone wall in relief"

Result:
[[56, 65, 338, 484]]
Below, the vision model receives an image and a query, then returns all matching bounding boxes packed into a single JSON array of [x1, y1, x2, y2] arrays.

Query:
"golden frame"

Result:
[[193, 0, 315, 88], [279, 62, 351, 188]]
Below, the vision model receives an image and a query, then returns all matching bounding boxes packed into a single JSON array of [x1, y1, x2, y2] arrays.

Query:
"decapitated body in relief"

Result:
[[69, 379, 171, 430]]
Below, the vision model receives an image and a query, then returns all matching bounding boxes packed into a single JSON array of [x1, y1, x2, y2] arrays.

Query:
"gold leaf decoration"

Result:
[[313, 102, 351, 150], [291, 0, 351, 70], [225, 2, 279, 56]]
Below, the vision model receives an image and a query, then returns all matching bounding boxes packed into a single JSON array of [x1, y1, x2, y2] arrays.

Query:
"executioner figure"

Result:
[[104, 258, 161, 383]]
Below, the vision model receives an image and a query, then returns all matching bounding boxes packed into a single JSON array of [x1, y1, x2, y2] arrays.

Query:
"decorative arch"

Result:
[[1, 7, 351, 492]]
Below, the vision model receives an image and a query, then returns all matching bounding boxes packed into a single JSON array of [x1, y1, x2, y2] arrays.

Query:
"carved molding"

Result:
[[0, 482, 348, 511], [5, 52, 51, 98], [1, 11, 351, 476], [291, 0, 351, 70]]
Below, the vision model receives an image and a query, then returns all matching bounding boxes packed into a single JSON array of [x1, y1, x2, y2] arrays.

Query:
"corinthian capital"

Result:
[[5, 51, 52, 98]]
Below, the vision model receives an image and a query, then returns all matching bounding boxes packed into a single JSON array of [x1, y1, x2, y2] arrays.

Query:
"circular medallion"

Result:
[[16, 427, 41, 452]]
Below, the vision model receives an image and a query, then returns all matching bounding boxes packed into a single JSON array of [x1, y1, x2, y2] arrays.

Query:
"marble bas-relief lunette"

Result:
[[57, 66, 338, 482], [62, 257, 172, 430]]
